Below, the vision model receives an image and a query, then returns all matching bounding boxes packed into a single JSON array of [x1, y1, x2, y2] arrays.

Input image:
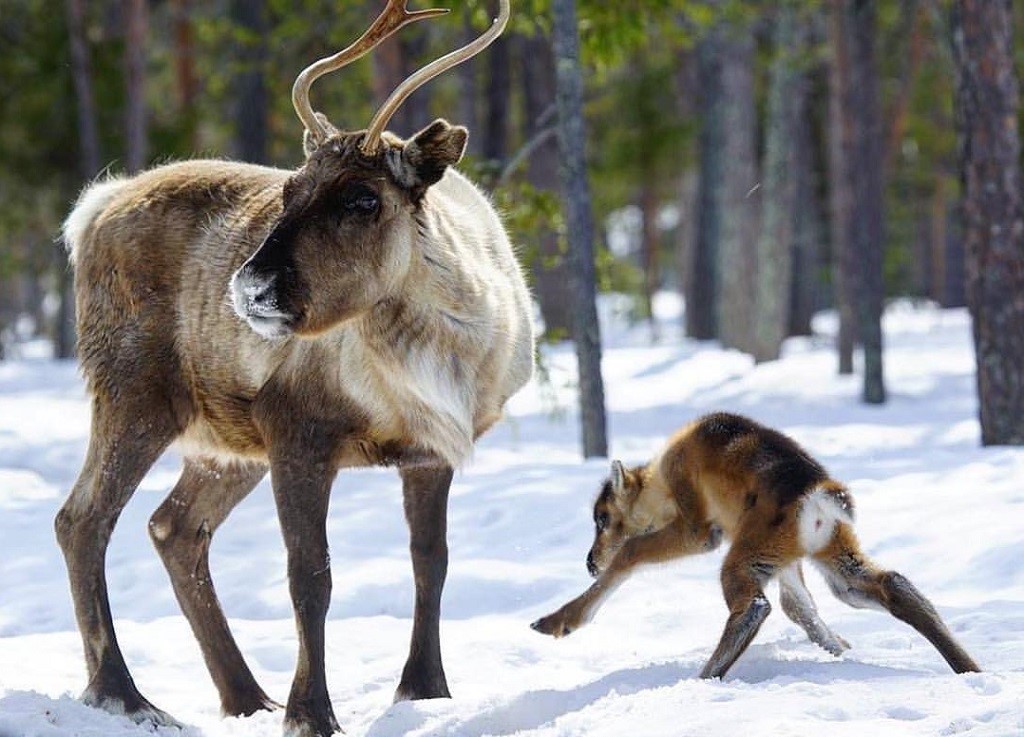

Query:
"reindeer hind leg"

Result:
[[149, 456, 278, 716], [778, 561, 850, 656], [814, 523, 980, 674], [55, 395, 179, 725]]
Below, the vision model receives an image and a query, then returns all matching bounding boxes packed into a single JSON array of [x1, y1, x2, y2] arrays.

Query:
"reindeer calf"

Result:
[[532, 412, 980, 678]]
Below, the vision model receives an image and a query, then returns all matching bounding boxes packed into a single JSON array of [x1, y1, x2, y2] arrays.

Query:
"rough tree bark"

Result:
[[828, 0, 856, 375], [522, 31, 572, 338], [687, 34, 723, 340], [790, 63, 825, 338], [552, 0, 608, 458], [754, 7, 806, 362], [716, 24, 758, 355], [952, 0, 1024, 445], [483, 0, 511, 165], [673, 49, 700, 338], [847, 0, 886, 404]]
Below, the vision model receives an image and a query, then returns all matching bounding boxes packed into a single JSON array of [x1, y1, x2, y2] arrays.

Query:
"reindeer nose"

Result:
[[586, 552, 599, 578], [245, 275, 276, 310], [231, 268, 277, 317]]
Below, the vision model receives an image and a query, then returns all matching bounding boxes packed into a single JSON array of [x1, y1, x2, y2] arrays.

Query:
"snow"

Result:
[[1, 299, 1022, 737]]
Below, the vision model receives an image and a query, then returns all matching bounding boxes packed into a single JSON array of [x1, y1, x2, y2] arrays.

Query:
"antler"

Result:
[[292, 1, 449, 144], [360, 0, 511, 155]]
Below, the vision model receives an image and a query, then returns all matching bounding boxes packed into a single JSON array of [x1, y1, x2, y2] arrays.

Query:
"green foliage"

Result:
[[0, 0, 1010, 354]]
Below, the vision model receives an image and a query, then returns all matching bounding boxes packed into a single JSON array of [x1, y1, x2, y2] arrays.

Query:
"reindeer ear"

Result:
[[610, 460, 627, 497], [387, 119, 467, 194], [303, 113, 339, 158]]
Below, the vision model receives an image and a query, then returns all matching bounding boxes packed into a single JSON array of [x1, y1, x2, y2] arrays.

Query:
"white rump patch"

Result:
[[62, 177, 127, 263], [798, 487, 854, 555]]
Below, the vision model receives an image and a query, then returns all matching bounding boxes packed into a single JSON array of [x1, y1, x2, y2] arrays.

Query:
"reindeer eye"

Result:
[[342, 184, 379, 215], [596, 512, 610, 532]]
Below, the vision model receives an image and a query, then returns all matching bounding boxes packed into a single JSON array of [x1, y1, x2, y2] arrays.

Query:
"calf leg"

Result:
[[532, 518, 722, 638], [700, 543, 777, 679], [148, 457, 276, 716], [394, 465, 454, 702], [778, 562, 850, 656], [269, 452, 339, 737], [814, 523, 980, 674], [54, 399, 177, 725]]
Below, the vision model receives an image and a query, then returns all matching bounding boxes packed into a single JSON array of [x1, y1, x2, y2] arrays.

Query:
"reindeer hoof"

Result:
[[82, 688, 183, 730]]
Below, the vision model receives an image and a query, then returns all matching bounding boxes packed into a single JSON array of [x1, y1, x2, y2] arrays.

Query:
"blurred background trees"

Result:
[[1, 0, 1021, 445]]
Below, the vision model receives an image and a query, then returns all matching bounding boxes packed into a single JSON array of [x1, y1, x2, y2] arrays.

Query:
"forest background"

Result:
[[1, 0, 1023, 450]]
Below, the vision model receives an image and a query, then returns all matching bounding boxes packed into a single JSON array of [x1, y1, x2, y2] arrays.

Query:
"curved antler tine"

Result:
[[292, 1, 450, 144], [360, 0, 511, 156]]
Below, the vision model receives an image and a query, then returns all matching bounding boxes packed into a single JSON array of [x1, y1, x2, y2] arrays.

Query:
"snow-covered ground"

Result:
[[1, 299, 1022, 737]]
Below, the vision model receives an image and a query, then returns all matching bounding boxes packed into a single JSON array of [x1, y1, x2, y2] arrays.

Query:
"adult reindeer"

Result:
[[56, 2, 531, 735]]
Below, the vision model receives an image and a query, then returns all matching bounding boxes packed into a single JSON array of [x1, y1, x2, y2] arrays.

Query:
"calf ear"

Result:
[[387, 119, 468, 196], [610, 460, 627, 497]]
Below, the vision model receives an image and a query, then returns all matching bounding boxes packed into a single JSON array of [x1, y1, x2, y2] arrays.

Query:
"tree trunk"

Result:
[[400, 29, 432, 134], [62, 0, 103, 359], [231, 0, 268, 163], [552, 0, 608, 459], [754, 8, 806, 362], [124, 0, 148, 173], [523, 31, 571, 338], [483, 5, 511, 165], [687, 34, 723, 340], [716, 25, 758, 355], [828, 0, 856, 375], [847, 0, 886, 404], [952, 0, 1024, 445], [672, 49, 700, 337], [457, 6, 481, 158], [639, 181, 661, 342], [675, 169, 700, 331], [172, 0, 198, 150], [789, 67, 825, 338]]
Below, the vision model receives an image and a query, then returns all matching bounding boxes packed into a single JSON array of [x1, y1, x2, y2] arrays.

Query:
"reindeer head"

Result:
[[585, 461, 642, 576], [230, 0, 507, 340], [585, 460, 680, 577]]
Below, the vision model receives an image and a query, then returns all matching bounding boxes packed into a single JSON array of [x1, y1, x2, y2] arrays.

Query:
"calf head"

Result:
[[586, 460, 655, 576]]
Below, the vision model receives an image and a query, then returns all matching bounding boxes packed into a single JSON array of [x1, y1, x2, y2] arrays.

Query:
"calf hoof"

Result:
[[530, 614, 574, 638], [819, 633, 852, 657]]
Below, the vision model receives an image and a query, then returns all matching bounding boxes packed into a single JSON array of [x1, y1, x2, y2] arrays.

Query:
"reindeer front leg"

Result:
[[269, 450, 339, 737], [395, 464, 454, 702], [532, 519, 722, 638]]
